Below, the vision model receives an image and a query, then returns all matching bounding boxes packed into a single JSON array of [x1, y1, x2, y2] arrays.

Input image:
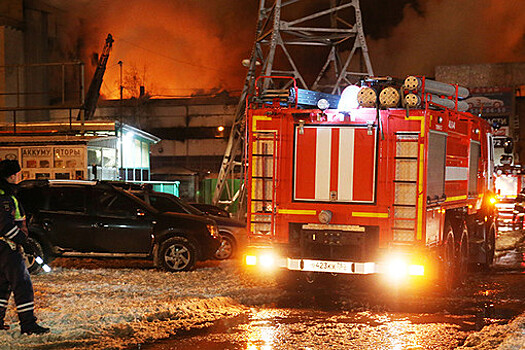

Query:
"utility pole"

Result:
[[118, 60, 124, 180], [213, 0, 374, 217]]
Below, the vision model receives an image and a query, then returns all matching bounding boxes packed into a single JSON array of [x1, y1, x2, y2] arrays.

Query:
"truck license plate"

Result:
[[303, 259, 352, 273]]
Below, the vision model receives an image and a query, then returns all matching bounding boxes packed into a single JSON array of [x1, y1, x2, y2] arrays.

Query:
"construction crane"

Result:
[[213, 0, 374, 216], [77, 34, 114, 121]]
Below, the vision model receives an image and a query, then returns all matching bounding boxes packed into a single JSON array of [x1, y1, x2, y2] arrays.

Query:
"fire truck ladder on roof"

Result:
[[392, 132, 420, 242], [77, 34, 114, 122], [213, 0, 374, 215], [249, 131, 278, 237]]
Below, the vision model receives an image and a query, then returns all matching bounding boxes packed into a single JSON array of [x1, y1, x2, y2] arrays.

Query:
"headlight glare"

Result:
[[260, 253, 275, 268], [245, 255, 257, 266], [408, 264, 425, 276], [386, 258, 408, 280]]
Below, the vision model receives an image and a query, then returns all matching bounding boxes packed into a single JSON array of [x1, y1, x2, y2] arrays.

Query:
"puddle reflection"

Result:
[[141, 274, 525, 350]]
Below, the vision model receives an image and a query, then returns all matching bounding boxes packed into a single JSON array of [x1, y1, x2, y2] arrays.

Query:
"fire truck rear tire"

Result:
[[457, 222, 470, 282], [442, 220, 469, 291], [442, 221, 458, 291], [482, 224, 496, 270]]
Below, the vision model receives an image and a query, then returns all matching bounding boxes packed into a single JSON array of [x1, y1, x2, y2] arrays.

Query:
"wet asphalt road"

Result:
[[143, 270, 525, 350]]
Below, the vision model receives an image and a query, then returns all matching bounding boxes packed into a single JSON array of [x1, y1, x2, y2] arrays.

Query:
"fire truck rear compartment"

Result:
[[286, 223, 380, 262]]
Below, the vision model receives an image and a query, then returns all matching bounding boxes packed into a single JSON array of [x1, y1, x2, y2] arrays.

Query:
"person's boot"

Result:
[[20, 322, 50, 335]]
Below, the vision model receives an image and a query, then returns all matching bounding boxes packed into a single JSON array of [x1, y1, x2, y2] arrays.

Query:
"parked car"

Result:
[[188, 202, 231, 218], [129, 190, 247, 260], [17, 180, 221, 273]]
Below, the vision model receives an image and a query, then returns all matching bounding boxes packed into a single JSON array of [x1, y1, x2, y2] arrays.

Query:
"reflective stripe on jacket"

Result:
[[0, 188, 26, 245]]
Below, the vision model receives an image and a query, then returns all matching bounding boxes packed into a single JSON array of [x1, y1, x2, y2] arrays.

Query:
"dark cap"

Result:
[[0, 159, 21, 178]]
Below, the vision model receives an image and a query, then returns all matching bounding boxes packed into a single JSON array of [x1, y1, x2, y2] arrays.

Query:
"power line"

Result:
[[118, 38, 225, 73]]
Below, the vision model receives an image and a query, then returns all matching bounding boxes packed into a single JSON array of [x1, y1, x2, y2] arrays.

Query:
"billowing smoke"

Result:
[[48, 0, 257, 99], [367, 0, 525, 78], [47, 0, 524, 98]]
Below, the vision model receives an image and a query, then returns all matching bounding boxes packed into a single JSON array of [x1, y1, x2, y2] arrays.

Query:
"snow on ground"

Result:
[[457, 228, 525, 350], [1, 228, 524, 350], [494, 228, 525, 271], [0, 259, 278, 350], [458, 314, 525, 350]]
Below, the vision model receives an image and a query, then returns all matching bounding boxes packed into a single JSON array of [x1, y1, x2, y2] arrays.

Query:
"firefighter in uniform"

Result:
[[0, 160, 49, 334]]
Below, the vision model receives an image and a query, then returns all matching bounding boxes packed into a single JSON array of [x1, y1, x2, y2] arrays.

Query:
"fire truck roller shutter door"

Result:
[[294, 125, 376, 203]]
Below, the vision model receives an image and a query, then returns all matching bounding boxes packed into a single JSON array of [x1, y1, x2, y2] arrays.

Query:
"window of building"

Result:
[[88, 149, 102, 166], [102, 148, 117, 168]]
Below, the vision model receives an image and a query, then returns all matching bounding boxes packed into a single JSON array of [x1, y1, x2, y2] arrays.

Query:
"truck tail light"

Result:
[[245, 255, 257, 266], [244, 252, 276, 270], [243, 245, 280, 271], [386, 258, 408, 280], [260, 253, 275, 268], [408, 264, 425, 276], [383, 255, 425, 281]]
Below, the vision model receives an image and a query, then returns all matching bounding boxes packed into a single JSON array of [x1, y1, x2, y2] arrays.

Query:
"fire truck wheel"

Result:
[[457, 222, 470, 282], [483, 224, 496, 270], [442, 221, 457, 291]]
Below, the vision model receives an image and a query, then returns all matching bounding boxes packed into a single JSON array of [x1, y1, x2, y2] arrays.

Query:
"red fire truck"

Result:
[[244, 76, 497, 290]]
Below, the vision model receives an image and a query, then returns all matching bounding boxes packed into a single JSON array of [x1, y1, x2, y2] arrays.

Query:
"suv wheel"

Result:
[[157, 237, 196, 272], [214, 234, 235, 260], [24, 237, 45, 274]]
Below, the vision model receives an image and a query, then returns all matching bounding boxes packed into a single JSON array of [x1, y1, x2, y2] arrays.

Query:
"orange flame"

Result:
[[62, 1, 257, 99]]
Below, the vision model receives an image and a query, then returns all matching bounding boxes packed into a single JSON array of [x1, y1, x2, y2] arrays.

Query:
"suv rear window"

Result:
[[18, 187, 48, 213], [49, 187, 87, 213], [149, 195, 187, 213]]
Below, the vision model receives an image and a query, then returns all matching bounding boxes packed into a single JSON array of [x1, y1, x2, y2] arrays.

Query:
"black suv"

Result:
[[17, 180, 221, 272], [129, 190, 247, 260]]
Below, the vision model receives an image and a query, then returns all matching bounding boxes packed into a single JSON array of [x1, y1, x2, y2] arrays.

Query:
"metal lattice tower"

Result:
[[213, 0, 374, 213]]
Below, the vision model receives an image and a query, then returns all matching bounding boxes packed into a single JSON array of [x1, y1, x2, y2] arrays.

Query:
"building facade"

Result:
[[92, 95, 238, 199], [0, 121, 159, 181], [436, 62, 525, 164]]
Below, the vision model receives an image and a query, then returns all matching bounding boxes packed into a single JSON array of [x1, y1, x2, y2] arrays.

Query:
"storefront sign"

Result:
[[54, 147, 85, 168], [0, 149, 19, 161], [466, 87, 514, 137], [21, 147, 53, 168]]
